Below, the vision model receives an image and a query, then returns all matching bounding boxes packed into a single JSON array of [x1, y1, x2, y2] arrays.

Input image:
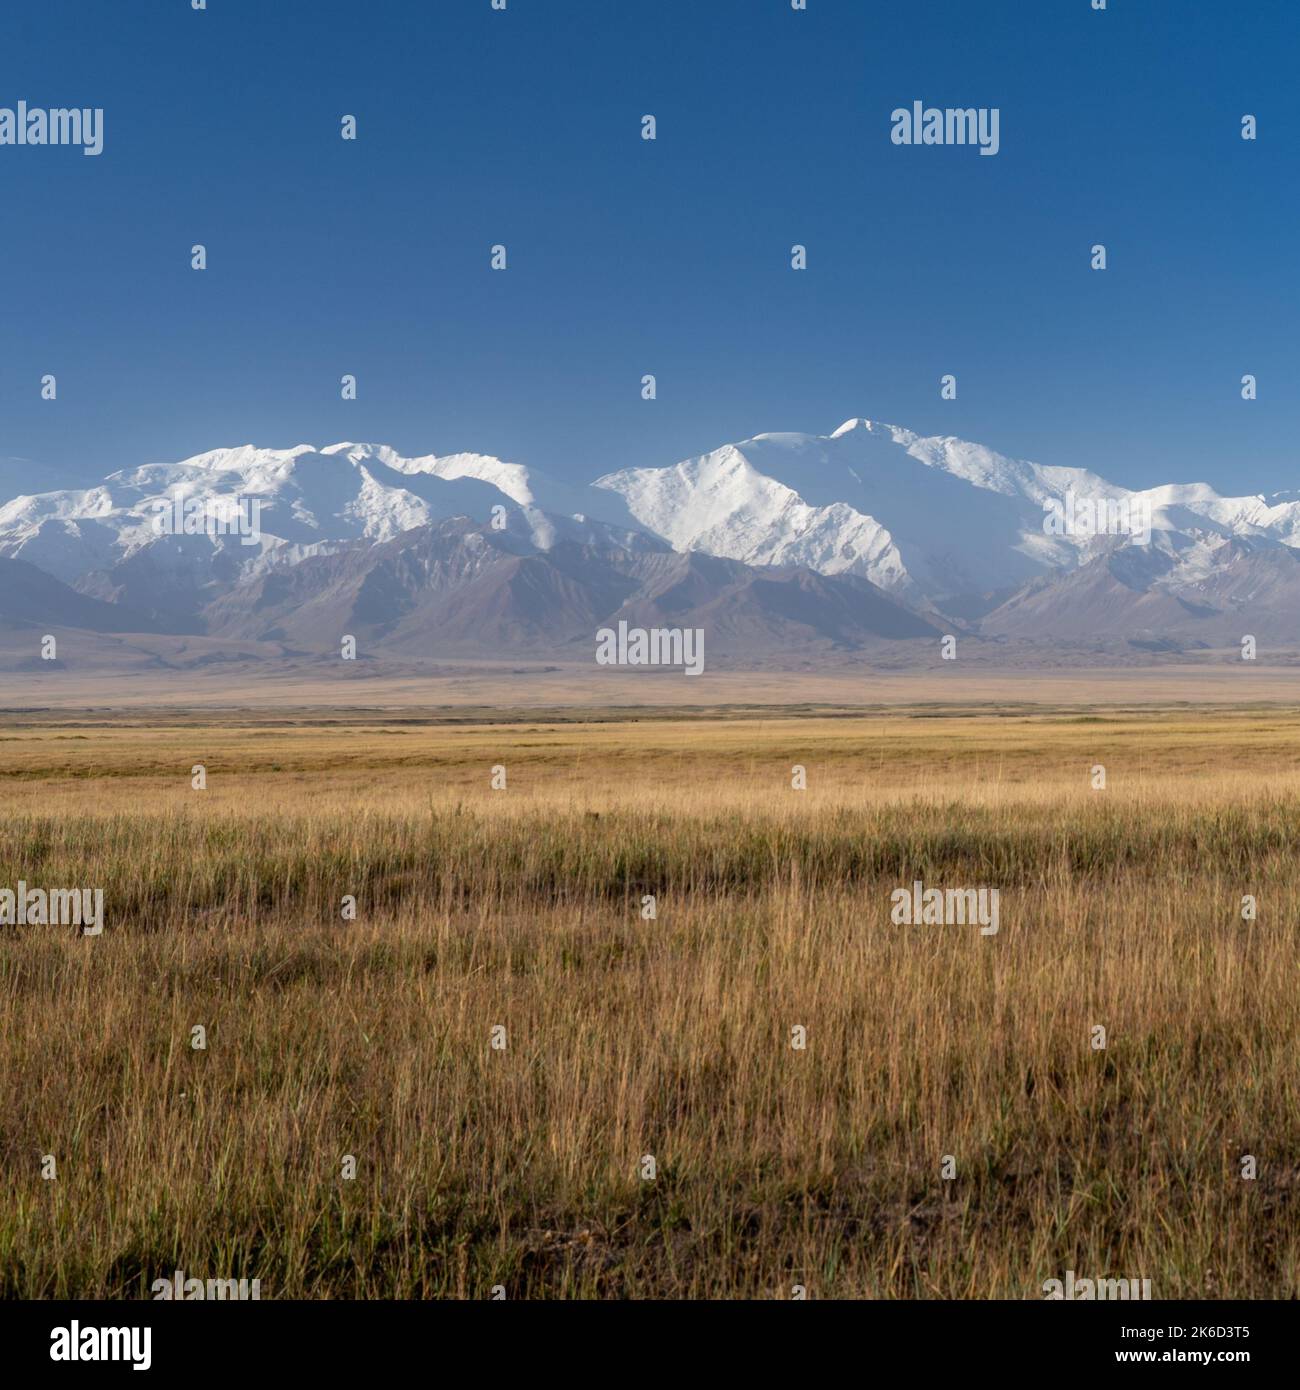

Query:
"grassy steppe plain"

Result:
[[3, 703, 1300, 1298]]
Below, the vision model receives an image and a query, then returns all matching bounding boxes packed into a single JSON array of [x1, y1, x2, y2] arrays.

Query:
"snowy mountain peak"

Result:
[[829, 417, 901, 440], [0, 440, 649, 588], [4, 421, 1300, 650], [596, 419, 1300, 608], [176, 443, 318, 472]]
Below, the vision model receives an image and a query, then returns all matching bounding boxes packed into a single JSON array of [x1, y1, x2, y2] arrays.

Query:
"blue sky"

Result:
[[0, 0, 1295, 494]]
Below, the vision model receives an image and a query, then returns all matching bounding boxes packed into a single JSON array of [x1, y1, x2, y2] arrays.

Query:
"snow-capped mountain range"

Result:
[[2, 420, 1299, 660], [0, 442, 644, 588], [597, 420, 1300, 614]]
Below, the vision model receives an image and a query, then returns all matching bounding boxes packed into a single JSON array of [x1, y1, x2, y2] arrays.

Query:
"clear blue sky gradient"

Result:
[[1, 0, 1295, 494]]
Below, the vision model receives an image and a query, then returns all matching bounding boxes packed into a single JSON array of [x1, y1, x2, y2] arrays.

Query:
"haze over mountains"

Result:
[[2, 419, 1299, 673]]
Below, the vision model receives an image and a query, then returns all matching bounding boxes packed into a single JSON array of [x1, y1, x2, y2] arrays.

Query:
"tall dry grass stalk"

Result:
[[2, 710, 1298, 1297]]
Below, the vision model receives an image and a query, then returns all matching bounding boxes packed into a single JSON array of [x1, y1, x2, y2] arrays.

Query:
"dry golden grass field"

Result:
[[3, 693, 1300, 1298]]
